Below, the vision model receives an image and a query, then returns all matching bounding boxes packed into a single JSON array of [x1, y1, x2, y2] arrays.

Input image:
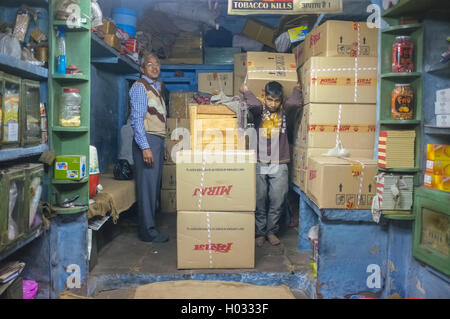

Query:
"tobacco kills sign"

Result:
[[228, 0, 343, 15]]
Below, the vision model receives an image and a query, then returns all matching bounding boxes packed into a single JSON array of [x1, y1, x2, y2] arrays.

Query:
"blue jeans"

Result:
[[255, 163, 289, 237]]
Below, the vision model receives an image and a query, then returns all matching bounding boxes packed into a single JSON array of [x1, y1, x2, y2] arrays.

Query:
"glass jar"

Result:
[[59, 88, 81, 127], [392, 84, 414, 120], [392, 36, 415, 73]]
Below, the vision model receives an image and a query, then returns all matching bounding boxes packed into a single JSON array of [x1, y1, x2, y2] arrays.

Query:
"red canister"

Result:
[[392, 36, 415, 73]]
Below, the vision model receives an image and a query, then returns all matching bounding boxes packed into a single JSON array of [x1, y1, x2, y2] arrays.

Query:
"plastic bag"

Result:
[[274, 31, 291, 53], [0, 31, 22, 58], [113, 160, 133, 180], [23, 280, 38, 299], [91, 0, 103, 28], [29, 177, 42, 228], [8, 182, 19, 241]]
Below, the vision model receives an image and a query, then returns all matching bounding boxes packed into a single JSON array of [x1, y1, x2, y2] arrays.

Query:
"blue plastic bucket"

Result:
[[113, 8, 137, 37]]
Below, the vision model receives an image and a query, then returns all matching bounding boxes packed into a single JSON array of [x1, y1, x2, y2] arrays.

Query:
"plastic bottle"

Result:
[[56, 27, 66, 74], [60, 88, 82, 126]]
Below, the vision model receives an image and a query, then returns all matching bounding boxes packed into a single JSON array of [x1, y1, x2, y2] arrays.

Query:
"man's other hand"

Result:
[[142, 149, 154, 167]]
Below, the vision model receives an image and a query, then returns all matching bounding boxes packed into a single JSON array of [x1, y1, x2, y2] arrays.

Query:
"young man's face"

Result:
[[264, 95, 282, 112], [141, 56, 161, 81]]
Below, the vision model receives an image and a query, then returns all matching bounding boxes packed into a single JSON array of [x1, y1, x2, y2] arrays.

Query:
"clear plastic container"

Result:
[[59, 88, 81, 127]]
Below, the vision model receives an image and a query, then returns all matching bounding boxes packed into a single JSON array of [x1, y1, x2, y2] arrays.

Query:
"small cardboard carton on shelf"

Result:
[[162, 164, 176, 190], [424, 173, 450, 192], [436, 88, 450, 104], [307, 156, 377, 210], [235, 52, 298, 100], [177, 211, 255, 269], [98, 19, 118, 35], [198, 72, 234, 96], [435, 101, 450, 115], [169, 91, 196, 119], [291, 146, 374, 191], [54, 155, 87, 180], [294, 20, 379, 68], [426, 159, 450, 176], [378, 130, 416, 169], [299, 56, 378, 104], [161, 189, 176, 213], [242, 19, 276, 48], [436, 115, 450, 128], [104, 34, 122, 51], [295, 103, 377, 150], [176, 150, 256, 212], [426, 144, 450, 161]]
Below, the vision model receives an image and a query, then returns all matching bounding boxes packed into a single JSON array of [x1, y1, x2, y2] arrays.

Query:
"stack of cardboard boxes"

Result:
[[292, 20, 379, 209], [424, 144, 450, 192], [176, 104, 257, 268], [435, 88, 450, 128]]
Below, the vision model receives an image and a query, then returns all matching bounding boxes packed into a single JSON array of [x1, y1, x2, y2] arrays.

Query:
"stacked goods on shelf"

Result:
[[424, 144, 450, 192], [378, 130, 416, 169], [292, 20, 379, 197], [189, 104, 245, 151], [198, 72, 234, 96], [233, 52, 298, 99], [435, 88, 450, 127], [176, 104, 256, 269], [161, 32, 203, 65], [374, 174, 414, 212]]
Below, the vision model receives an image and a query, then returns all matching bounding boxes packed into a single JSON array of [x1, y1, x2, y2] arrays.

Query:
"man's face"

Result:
[[141, 56, 160, 81], [264, 95, 282, 112]]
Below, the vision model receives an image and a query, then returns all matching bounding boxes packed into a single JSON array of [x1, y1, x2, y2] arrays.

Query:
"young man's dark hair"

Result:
[[265, 81, 284, 100]]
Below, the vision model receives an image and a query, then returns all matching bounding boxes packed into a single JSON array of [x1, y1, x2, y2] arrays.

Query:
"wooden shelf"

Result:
[[52, 73, 89, 82], [424, 125, 450, 135], [0, 54, 48, 81], [381, 72, 422, 80], [426, 61, 450, 77], [52, 176, 89, 185], [0, 226, 44, 261], [53, 21, 90, 32], [378, 167, 420, 173], [52, 126, 89, 133], [382, 214, 415, 221], [380, 120, 422, 125], [382, 24, 423, 35], [0, 144, 48, 162]]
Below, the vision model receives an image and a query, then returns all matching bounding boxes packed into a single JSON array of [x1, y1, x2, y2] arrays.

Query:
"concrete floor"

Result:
[[88, 210, 315, 299]]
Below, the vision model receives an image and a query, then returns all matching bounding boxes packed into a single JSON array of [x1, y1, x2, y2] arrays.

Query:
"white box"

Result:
[[436, 88, 450, 104], [436, 115, 450, 127], [435, 101, 450, 115]]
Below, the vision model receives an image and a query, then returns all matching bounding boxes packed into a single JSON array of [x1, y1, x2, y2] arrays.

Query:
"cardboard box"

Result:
[[198, 72, 234, 96], [300, 57, 378, 104], [295, 20, 378, 68], [54, 155, 87, 180], [161, 189, 176, 213], [162, 164, 176, 189], [436, 115, 450, 127], [436, 88, 450, 104], [98, 20, 117, 35], [307, 156, 377, 209], [104, 34, 122, 51], [242, 19, 276, 48], [166, 118, 190, 140], [435, 101, 450, 115], [177, 211, 255, 269], [291, 146, 374, 191], [246, 52, 298, 100], [176, 150, 256, 212], [424, 173, 450, 192], [427, 144, 450, 161], [169, 91, 196, 118], [292, 41, 305, 67], [426, 159, 450, 176], [295, 103, 376, 149]]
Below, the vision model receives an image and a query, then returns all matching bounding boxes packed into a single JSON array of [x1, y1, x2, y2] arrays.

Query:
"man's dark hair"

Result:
[[265, 81, 284, 100]]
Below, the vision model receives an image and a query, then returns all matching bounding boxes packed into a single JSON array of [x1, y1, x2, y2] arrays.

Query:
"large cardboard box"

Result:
[[295, 20, 378, 68], [162, 164, 176, 189], [300, 57, 378, 104], [295, 103, 376, 150], [307, 156, 377, 209], [161, 189, 176, 213], [177, 211, 255, 269], [245, 52, 298, 100], [169, 91, 196, 118], [242, 19, 276, 48], [176, 150, 256, 211], [198, 72, 234, 96], [166, 118, 190, 140], [291, 146, 374, 191]]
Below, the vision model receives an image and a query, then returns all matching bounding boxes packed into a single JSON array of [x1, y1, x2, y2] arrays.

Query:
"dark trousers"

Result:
[[132, 133, 164, 240]]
